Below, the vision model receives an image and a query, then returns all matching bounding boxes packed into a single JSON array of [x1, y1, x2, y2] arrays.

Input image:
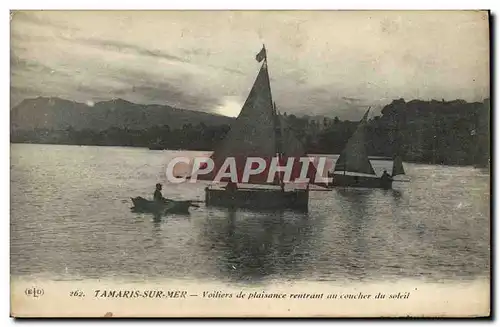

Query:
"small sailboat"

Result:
[[329, 108, 406, 189], [193, 45, 320, 211]]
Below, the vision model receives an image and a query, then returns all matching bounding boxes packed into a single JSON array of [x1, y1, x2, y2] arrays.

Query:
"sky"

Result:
[[10, 10, 490, 119]]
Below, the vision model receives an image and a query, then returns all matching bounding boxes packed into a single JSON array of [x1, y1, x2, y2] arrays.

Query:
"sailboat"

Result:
[[329, 108, 406, 189], [194, 45, 320, 211]]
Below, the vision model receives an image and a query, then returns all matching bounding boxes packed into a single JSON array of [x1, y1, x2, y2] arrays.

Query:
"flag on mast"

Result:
[[256, 45, 267, 62]]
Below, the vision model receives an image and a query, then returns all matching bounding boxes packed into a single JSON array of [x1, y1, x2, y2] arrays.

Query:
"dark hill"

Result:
[[11, 97, 233, 131]]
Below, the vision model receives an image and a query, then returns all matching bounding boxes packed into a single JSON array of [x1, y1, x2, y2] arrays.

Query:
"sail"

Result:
[[334, 108, 376, 175], [391, 155, 405, 176], [195, 61, 278, 184], [278, 114, 319, 184]]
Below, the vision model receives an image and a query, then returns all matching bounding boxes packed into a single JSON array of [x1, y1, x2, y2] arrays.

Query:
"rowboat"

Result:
[[130, 197, 195, 215]]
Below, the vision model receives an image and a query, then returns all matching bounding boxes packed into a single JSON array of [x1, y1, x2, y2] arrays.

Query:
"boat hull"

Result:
[[205, 188, 309, 212], [329, 174, 393, 189], [131, 197, 191, 215]]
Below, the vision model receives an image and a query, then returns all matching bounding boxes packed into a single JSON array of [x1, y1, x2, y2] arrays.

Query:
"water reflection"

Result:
[[151, 218, 163, 249], [153, 213, 162, 224], [387, 189, 403, 202], [200, 208, 314, 283], [333, 188, 371, 279]]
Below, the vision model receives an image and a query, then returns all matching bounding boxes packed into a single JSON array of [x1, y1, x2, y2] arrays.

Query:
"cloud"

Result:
[[69, 37, 247, 80], [216, 66, 245, 76], [72, 37, 189, 64], [11, 11, 79, 31], [107, 68, 222, 110], [11, 41, 223, 112], [11, 55, 57, 76], [342, 96, 362, 102], [9, 11, 490, 118]]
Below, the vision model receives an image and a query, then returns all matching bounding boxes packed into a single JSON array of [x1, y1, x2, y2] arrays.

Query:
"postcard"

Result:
[[10, 10, 490, 317]]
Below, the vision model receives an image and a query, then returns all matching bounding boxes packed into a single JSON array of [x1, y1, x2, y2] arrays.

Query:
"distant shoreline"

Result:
[[10, 97, 490, 168], [10, 141, 490, 169]]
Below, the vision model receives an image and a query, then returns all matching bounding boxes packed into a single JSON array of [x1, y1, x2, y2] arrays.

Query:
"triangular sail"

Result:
[[391, 155, 405, 177], [195, 61, 278, 184], [334, 108, 376, 175]]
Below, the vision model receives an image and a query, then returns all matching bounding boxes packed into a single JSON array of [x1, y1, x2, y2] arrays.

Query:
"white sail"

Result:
[[334, 108, 376, 175], [391, 155, 405, 176]]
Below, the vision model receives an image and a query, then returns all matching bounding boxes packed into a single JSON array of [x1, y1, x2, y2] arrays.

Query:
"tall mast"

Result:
[[263, 44, 273, 110], [264, 44, 282, 186]]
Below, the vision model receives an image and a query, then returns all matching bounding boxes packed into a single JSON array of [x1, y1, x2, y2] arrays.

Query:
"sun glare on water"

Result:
[[214, 97, 242, 118]]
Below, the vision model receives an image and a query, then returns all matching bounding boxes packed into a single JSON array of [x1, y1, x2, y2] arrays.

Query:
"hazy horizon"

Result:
[[10, 11, 490, 120]]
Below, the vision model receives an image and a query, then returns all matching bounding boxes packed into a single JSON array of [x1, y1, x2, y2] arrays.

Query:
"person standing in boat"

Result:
[[154, 183, 167, 203]]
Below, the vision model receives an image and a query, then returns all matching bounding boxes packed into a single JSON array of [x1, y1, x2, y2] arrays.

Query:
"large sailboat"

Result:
[[194, 46, 320, 211], [329, 108, 406, 189]]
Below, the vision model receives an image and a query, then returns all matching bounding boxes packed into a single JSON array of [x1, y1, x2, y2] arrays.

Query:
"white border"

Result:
[[4, 1, 498, 10], [2, 1, 497, 326]]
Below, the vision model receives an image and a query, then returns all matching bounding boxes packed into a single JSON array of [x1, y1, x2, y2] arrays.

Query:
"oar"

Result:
[[173, 199, 203, 208], [165, 198, 204, 203]]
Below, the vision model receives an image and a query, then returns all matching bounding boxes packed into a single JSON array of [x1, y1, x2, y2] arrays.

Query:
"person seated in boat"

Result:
[[380, 170, 392, 181], [154, 183, 167, 203], [225, 181, 238, 192]]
